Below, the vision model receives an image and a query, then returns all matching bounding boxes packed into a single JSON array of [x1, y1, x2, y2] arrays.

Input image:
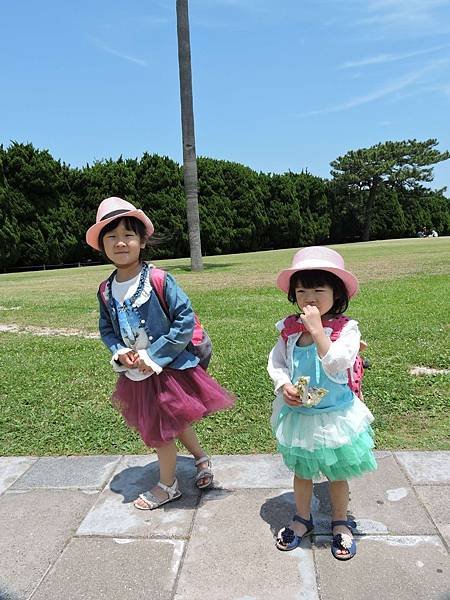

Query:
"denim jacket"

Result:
[[98, 263, 200, 372]]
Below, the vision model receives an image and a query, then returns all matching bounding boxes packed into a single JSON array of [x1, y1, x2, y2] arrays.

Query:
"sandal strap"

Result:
[[196, 467, 213, 478], [157, 479, 179, 497], [138, 491, 160, 507], [293, 514, 314, 529], [331, 519, 357, 531], [195, 456, 211, 467]]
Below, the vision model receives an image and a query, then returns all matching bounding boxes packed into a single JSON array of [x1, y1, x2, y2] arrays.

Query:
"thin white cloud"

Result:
[[340, 44, 450, 69], [90, 37, 148, 67], [301, 57, 448, 116], [300, 71, 421, 117], [359, 0, 450, 34]]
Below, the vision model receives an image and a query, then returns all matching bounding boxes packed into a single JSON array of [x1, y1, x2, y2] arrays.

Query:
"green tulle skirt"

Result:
[[277, 427, 377, 480], [272, 395, 377, 481]]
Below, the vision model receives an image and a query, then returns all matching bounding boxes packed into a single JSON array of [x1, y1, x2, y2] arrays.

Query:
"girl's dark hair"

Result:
[[287, 269, 349, 315], [98, 216, 148, 255]]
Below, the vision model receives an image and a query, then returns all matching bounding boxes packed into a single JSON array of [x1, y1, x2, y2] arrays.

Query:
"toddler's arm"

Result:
[[268, 336, 292, 393], [268, 337, 302, 405], [320, 319, 361, 377]]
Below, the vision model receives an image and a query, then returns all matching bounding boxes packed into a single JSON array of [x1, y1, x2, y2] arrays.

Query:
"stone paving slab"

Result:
[[395, 451, 450, 484], [415, 485, 450, 548], [77, 454, 201, 538], [10, 455, 122, 490], [313, 535, 450, 600], [0, 489, 98, 600], [0, 456, 36, 495], [30, 538, 184, 600], [343, 453, 435, 535], [175, 488, 319, 600], [210, 453, 294, 488]]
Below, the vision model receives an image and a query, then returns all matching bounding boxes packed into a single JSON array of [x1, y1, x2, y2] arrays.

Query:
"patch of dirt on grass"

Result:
[[410, 366, 450, 376], [0, 323, 99, 339]]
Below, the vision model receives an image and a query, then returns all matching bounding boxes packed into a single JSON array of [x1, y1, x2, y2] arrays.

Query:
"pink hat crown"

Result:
[[95, 197, 138, 222], [290, 246, 345, 270], [276, 246, 359, 298]]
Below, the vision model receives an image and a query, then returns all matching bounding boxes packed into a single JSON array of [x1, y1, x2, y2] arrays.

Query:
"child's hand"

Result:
[[282, 383, 302, 406], [137, 358, 154, 375], [118, 351, 139, 368], [300, 305, 323, 335]]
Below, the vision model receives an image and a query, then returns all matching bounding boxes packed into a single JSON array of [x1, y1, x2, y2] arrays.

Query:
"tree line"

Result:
[[0, 141, 448, 270]]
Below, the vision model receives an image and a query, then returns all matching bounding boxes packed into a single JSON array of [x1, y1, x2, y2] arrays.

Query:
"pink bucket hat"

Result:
[[276, 246, 359, 298], [86, 197, 154, 251]]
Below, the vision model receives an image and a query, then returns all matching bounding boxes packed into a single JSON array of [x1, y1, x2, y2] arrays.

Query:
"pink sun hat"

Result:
[[86, 197, 154, 251], [276, 246, 359, 298]]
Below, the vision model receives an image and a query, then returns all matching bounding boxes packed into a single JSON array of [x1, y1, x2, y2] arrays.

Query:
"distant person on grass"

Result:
[[267, 247, 377, 560], [86, 197, 235, 510]]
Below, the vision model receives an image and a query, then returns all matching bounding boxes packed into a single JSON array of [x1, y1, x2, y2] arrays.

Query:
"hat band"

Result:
[[100, 208, 132, 221]]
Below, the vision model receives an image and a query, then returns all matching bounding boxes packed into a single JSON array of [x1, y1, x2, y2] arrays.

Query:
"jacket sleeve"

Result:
[[142, 273, 195, 370], [98, 291, 127, 356], [320, 319, 361, 377], [267, 335, 291, 394]]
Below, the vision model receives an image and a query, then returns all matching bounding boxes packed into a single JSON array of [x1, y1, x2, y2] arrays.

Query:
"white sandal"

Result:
[[134, 479, 182, 510], [195, 456, 214, 489]]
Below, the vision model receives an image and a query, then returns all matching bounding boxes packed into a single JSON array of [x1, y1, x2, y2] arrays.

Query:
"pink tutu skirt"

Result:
[[112, 366, 235, 447]]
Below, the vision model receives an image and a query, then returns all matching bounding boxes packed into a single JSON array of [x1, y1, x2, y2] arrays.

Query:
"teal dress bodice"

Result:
[[290, 344, 354, 414]]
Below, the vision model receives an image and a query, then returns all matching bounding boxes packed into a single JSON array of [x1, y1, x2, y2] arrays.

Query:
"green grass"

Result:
[[1, 238, 449, 455]]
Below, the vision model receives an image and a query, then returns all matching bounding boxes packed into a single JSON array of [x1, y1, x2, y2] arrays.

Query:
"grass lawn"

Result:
[[0, 238, 449, 456]]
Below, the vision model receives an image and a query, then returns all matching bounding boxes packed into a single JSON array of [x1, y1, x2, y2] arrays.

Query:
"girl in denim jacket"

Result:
[[86, 197, 235, 510]]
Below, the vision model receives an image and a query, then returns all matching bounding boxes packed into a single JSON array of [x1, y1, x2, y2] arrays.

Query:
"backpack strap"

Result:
[[149, 267, 169, 316], [280, 314, 305, 341], [280, 314, 351, 341], [326, 315, 350, 341], [98, 279, 109, 305], [98, 269, 118, 306]]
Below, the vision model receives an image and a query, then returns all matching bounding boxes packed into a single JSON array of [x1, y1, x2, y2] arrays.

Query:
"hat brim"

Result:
[[86, 209, 154, 251], [276, 265, 359, 298]]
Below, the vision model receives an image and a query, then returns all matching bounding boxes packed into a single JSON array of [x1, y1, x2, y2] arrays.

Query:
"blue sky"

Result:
[[2, 0, 450, 191]]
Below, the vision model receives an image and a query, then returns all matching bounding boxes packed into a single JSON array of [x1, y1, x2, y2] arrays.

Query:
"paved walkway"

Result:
[[0, 451, 449, 600]]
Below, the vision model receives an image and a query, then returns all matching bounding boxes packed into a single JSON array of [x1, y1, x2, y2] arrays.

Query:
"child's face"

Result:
[[294, 283, 335, 317], [102, 220, 145, 269]]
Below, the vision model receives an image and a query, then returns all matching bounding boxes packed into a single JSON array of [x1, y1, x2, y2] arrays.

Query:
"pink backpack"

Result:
[[98, 266, 212, 369], [280, 314, 366, 399]]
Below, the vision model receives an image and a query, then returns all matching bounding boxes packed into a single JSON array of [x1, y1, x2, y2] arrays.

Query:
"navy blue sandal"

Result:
[[276, 514, 314, 551], [331, 519, 357, 561]]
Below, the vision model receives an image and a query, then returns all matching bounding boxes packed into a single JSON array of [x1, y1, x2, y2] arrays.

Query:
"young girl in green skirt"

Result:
[[268, 246, 377, 560]]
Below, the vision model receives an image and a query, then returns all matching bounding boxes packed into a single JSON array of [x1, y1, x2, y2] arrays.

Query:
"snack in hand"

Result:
[[294, 376, 328, 407]]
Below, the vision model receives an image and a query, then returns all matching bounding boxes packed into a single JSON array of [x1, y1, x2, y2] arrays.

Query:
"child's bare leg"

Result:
[[178, 425, 210, 487], [329, 479, 352, 556], [134, 441, 177, 508], [290, 476, 313, 536], [178, 425, 205, 458]]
